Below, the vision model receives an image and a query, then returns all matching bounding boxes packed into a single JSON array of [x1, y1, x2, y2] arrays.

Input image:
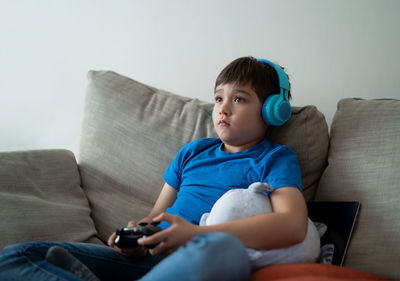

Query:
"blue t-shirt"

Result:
[[160, 138, 302, 229]]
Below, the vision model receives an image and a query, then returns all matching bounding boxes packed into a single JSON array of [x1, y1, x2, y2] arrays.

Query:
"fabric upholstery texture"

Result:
[[316, 98, 400, 281], [79, 70, 329, 242], [0, 150, 100, 249], [266, 105, 329, 201]]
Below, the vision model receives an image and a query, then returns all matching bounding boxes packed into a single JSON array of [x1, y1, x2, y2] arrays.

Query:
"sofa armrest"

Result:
[[0, 149, 99, 249]]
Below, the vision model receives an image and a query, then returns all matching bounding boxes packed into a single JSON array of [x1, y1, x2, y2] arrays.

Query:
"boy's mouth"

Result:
[[218, 120, 230, 126]]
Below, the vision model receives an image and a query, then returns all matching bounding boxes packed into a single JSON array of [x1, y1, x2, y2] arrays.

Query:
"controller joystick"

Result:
[[114, 221, 162, 249]]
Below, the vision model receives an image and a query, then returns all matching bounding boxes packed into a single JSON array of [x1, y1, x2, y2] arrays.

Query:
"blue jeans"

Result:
[[0, 232, 250, 281]]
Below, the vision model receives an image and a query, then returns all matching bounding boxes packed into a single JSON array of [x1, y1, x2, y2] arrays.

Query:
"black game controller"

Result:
[[114, 221, 162, 249]]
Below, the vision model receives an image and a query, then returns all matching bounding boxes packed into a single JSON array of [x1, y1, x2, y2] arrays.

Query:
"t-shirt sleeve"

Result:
[[163, 150, 185, 191], [264, 146, 303, 193], [163, 140, 198, 191]]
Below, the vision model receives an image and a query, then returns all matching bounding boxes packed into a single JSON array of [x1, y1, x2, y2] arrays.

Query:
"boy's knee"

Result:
[[1, 242, 30, 255], [1, 241, 50, 259], [190, 233, 250, 279], [141, 233, 251, 281], [194, 232, 243, 248], [191, 232, 248, 261], [0, 242, 31, 266]]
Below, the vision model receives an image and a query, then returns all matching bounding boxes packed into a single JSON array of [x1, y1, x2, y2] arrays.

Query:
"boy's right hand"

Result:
[[107, 221, 148, 258]]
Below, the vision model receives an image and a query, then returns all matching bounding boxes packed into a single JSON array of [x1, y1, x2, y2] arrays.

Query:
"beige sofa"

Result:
[[0, 71, 398, 280]]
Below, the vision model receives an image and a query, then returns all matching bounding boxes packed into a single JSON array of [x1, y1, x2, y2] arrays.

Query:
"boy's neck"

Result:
[[221, 139, 264, 153]]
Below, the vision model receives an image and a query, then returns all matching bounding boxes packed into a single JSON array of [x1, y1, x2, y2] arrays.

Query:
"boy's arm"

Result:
[[139, 187, 308, 253], [139, 182, 178, 222]]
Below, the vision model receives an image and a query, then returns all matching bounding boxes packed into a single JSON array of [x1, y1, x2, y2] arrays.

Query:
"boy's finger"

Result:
[[151, 212, 164, 222], [150, 242, 179, 256], [127, 221, 136, 227], [153, 212, 176, 223], [148, 241, 167, 256], [108, 232, 116, 247], [137, 229, 167, 247]]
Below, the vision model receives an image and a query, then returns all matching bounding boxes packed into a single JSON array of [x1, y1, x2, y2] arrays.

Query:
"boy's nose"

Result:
[[219, 102, 230, 116]]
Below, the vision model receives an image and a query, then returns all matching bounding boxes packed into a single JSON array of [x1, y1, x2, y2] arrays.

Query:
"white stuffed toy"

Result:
[[200, 182, 321, 270]]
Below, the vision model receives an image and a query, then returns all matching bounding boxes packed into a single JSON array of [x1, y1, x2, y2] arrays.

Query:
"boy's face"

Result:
[[213, 82, 268, 152]]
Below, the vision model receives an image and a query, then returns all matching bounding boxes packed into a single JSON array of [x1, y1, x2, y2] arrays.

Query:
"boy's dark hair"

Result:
[[215, 56, 291, 103]]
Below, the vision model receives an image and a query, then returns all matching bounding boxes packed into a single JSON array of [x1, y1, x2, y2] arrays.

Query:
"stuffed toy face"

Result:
[[200, 182, 321, 270], [200, 182, 274, 226]]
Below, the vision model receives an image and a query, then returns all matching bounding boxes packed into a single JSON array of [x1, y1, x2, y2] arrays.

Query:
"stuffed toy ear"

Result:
[[199, 213, 209, 226], [248, 182, 274, 193]]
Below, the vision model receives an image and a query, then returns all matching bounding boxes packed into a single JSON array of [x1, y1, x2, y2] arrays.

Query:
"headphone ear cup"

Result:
[[262, 95, 279, 125], [262, 94, 292, 126]]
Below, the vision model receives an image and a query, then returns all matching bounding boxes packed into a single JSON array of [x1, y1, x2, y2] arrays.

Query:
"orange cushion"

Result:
[[251, 264, 388, 281]]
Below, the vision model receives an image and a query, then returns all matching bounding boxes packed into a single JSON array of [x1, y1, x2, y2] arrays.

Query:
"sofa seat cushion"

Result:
[[316, 98, 400, 280], [79, 71, 329, 242], [251, 264, 388, 281], [0, 150, 100, 249]]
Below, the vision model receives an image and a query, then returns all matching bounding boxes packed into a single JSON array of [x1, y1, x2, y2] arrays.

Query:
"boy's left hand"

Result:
[[137, 212, 200, 256]]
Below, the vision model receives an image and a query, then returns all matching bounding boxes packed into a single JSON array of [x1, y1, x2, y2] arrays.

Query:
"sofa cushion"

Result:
[[251, 263, 388, 281], [316, 98, 400, 280], [0, 150, 100, 250], [79, 71, 329, 242], [266, 105, 329, 201]]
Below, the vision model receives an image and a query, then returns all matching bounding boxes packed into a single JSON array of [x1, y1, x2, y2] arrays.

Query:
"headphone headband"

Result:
[[256, 58, 292, 126], [256, 58, 290, 100]]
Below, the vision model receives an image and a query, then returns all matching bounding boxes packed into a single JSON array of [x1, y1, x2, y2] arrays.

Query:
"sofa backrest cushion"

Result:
[[266, 106, 329, 201], [79, 71, 329, 242], [316, 98, 400, 280], [0, 150, 100, 249]]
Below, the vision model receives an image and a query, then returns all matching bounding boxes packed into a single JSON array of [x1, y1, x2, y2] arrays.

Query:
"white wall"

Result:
[[1, 0, 399, 155]]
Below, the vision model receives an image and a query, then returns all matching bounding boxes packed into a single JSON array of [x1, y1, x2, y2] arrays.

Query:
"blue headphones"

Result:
[[257, 58, 292, 126]]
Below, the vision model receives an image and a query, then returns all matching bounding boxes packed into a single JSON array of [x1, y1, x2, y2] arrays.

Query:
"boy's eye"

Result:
[[215, 96, 222, 103], [234, 97, 244, 103]]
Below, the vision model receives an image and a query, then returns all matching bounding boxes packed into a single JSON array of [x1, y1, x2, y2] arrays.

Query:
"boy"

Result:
[[0, 56, 308, 281]]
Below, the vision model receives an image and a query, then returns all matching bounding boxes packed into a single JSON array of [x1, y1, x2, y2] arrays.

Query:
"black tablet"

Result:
[[307, 201, 361, 266]]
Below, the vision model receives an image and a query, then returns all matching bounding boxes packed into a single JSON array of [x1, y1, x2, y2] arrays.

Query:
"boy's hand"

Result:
[[107, 221, 148, 258], [137, 213, 200, 256]]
